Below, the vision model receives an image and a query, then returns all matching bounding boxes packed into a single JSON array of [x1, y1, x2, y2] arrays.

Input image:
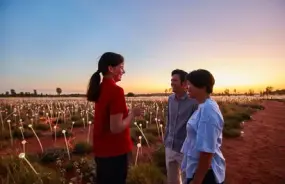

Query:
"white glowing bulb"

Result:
[[19, 153, 26, 159], [160, 124, 163, 128], [19, 126, 23, 129], [146, 121, 149, 124], [28, 124, 32, 128], [54, 126, 57, 129], [139, 136, 142, 140], [88, 121, 92, 125], [7, 119, 11, 123], [72, 121, 75, 124], [22, 140, 27, 144], [134, 122, 137, 125], [62, 130, 66, 134], [137, 143, 141, 148], [139, 124, 142, 127]]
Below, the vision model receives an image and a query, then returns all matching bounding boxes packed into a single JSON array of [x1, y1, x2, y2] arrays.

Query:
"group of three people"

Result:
[[87, 52, 226, 184]]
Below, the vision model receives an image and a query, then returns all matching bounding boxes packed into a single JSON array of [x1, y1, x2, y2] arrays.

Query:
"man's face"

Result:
[[171, 74, 185, 93]]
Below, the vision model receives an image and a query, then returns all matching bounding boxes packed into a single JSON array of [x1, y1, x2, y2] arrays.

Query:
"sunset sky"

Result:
[[1, 0, 285, 94]]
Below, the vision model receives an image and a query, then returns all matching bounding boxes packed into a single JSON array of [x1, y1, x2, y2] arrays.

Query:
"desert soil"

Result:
[[1, 100, 285, 184], [222, 100, 285, 184]]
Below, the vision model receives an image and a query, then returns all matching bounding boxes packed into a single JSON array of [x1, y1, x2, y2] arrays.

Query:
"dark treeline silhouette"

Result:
[[1, 86, 284, 98], [0, 88, 84, 98]]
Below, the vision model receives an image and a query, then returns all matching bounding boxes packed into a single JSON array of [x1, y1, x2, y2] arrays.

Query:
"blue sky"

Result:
[[1, 0, 285, 94]]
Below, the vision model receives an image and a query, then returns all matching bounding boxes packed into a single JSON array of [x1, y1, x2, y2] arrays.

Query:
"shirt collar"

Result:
[[102, 77, 115, 84], [174, 92, 188, 100]]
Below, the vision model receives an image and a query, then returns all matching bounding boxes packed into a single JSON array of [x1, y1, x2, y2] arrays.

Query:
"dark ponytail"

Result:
[[86, 52, 124, 102], [87, 71, 101, 102]]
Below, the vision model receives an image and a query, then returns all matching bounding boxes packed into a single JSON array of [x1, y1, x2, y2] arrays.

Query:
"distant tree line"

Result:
[[0, 87, 85, 98], [162, 86, 285, 97], [1, 86, 284, 98]]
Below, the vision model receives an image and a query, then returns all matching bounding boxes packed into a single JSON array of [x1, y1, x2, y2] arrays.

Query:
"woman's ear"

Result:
[[108, 66, 114, 73]]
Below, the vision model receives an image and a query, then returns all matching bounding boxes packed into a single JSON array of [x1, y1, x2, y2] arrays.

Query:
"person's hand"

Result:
[[131, 107, 143, 117]]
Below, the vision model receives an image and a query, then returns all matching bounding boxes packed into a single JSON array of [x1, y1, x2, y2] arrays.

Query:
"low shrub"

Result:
[[34, 123, 50, 131], [152, 146, 166, 175], [146, 124, 160, 136], [71, 115, 81, 121], [223, 128, 241, 138], [0, 155, 61, 184], [127, 163, 165, 184], [73, 142, 93, 155], [141, 133, 157, 146], [40, 147, 67, 164], [72, 120, 85, 128]]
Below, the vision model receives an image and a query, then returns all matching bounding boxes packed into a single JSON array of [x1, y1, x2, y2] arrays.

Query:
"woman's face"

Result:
[[110, 62, 125, 82], [186, 80, 203, 98]]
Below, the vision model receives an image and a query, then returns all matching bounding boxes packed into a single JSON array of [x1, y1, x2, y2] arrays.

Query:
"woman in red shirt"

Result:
[[87, 52, 142, 184]]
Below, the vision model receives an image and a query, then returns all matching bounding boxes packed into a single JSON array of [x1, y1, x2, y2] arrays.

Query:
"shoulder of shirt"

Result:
[[200, 99, 220, 116], [168, 93, 175, 100], [111, 84, 125, 95], [186, 97, 198, 104]]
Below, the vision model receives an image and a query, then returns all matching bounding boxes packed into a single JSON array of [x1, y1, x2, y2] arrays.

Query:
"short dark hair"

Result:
[[86, 52, 124, 102], [186, 69, 215, 94], [171, 69, 188, 83]]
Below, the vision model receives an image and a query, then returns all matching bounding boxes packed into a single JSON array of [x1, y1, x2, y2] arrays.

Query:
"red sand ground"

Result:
[[222, 100, 285, 184], [1, 100, 285, 184]]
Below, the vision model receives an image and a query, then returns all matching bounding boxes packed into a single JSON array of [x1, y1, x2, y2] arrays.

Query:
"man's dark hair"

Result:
[[171, 69, 188, 84], [186, 69, 215, 94]]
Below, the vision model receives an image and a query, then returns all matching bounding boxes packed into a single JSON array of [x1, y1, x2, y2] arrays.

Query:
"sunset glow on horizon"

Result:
[[1, 0, 284, 94]]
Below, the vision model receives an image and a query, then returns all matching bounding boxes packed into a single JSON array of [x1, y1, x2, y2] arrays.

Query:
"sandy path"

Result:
[[222, 100, 285, 184]]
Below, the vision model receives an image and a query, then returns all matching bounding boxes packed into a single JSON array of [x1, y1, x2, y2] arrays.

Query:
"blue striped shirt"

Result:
[[181, 98, 226, 183]]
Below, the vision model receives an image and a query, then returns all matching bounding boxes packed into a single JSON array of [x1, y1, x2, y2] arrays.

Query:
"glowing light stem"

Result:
[[24, 157, 38, 174], [87, 121, 92, 143], [62, 130, 71, 160], [46, 113, 52, 132], [54, 126, 57, 143], [7, 120, 13, 146], [71, 122, 75, 133], [134, 122, 150, 148], [135, 143, 141, 166], [139, 136, 143, 155], [29, 125, 43, 153], [0, 111, 4, 130], [19, 127, 25, 140], [160, 124, 164, 141], [22, 140, 27, 153]]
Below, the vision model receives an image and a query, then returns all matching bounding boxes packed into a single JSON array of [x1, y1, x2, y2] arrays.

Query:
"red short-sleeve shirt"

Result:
[[93, 77, 132, 157]]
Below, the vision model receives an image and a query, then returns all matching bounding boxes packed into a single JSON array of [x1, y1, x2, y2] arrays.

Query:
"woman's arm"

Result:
[[191, 108, 221, 184], [110, 111, 134, 133], [191, 152, 213, 184]]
